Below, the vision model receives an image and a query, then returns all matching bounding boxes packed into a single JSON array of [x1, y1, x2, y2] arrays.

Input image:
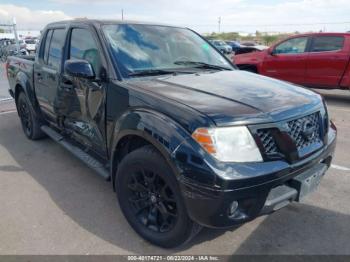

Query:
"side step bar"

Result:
[[41, 125, 110, 180]]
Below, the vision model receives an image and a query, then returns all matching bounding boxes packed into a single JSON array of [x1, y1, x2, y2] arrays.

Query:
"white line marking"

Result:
[[0, 110, 16, 116], [0, 98, 14, 102], [331, 164, 350, 171], [329, 107, 350, 113]]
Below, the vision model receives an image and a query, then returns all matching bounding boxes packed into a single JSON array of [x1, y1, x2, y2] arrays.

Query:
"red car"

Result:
[[234, 33, 350, 89]]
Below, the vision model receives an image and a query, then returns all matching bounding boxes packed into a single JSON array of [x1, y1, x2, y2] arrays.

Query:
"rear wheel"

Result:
[[17, 92, 45, 140], [115, 145, 201, 248]]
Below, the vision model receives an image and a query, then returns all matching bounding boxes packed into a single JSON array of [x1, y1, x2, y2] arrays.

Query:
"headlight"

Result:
[[192, 126, 263, 162], [321, 97, 331, 131]]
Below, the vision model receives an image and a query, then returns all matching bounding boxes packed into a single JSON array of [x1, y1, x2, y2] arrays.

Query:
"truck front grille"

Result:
[[286, 112, 322, 150], [257, 129, 279, 155], [253, 111, 324, 161]]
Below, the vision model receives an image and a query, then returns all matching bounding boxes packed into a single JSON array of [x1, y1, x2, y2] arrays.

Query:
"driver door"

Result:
[[261, 36, 310, 85], [59, 26, 108, 157]]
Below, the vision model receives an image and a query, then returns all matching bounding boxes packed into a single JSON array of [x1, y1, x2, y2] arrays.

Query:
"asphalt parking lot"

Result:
[[0, 62, 349, 255]]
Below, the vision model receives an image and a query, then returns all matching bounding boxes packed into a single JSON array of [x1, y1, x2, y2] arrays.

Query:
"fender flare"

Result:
[[14, 71, 42, 117], [109, 107, 218, 190], [110, 108, 191, 169]]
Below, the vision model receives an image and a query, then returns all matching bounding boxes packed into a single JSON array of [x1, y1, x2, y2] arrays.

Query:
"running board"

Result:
[[41, 125, 110, 180]]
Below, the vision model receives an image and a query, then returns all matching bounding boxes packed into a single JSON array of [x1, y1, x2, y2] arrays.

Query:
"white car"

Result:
[[24, 39, 36, 53]]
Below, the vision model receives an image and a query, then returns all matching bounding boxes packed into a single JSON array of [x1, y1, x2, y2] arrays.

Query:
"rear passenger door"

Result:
[[34, 28, 66, 122], [305, 35, 347, 88]]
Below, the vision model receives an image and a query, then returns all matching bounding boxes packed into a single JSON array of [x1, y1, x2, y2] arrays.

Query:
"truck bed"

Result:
[[15, 55, 36, 61], [7, 55, 35, 98]]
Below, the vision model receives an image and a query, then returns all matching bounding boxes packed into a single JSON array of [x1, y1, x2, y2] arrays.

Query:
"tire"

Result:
[[0, 52, 6, 62], [17, 92, 45, 140], [115, 145, 201, 248], [244, 67, 258, 74]]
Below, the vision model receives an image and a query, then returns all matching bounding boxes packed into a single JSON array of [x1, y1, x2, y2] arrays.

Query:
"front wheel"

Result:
[[115, 145, 201, 248]]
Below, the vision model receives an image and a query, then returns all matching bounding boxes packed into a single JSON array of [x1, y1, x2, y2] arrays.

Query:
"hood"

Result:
[[128, 70, 322, 126], [234, 49, 266, 64]]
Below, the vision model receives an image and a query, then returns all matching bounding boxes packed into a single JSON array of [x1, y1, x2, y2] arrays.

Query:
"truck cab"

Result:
[[6, 20, 337, 248]]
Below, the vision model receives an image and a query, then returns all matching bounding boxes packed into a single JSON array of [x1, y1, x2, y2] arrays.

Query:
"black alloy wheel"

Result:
[[126, 168, 178, 233], [17, 92, 45, 140], [116, 145, 201, 248], [18, 93, 33, 137]]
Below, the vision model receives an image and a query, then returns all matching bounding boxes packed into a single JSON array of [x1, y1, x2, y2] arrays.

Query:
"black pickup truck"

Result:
[[6, 19, 337, 248]]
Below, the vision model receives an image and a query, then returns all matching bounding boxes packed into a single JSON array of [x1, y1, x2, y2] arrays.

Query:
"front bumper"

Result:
[[176, 126, 336, 228]]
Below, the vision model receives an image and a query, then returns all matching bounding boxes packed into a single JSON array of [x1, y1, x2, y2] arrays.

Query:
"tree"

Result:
[[261, 35, 279, 46], [0, 28, 4, 33]]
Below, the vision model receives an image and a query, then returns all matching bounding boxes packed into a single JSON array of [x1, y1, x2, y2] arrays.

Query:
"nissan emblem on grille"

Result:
[[256, 112, 323, 158], [287, 112, 321, 150], [301, 119, 316, 141]]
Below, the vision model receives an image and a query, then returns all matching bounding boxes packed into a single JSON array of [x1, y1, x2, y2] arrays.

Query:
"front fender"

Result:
[[110, 108, 217, 187]]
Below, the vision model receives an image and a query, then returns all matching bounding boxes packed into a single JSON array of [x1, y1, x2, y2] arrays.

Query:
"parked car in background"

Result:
[[0, 38, 12, 46], [1, 39, 28, 62], [231, 45, 269, 64], [234, 46, 266, 56], [210, 40, 232, 54], [225, 40, 242, 52], [234, 33, 350, 89], [240, 41, 256, 47], [18, 39, 26, 50], [24, 38, 37, 53]]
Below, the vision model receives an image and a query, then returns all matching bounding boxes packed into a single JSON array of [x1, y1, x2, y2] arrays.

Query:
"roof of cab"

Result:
[[286, 32, 350, 38], [46, 19, 183, 29]]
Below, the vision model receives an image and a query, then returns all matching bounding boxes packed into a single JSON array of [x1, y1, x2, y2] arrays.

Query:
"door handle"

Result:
[[36, 72, 43, 81], [61, 80, 74, 91], [90, 83, 103, 91]]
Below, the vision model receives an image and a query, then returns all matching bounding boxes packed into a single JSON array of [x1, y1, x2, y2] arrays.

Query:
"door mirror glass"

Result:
[[64, 59, 95, 79]]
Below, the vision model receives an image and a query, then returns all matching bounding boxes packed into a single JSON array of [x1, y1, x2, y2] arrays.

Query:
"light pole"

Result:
[[13, 17, 20, 53], [218, 17, 221, 33]]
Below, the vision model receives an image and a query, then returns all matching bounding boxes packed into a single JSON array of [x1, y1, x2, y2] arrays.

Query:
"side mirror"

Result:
[[267, 47, 275, 56], [64, 59, 95, 79]]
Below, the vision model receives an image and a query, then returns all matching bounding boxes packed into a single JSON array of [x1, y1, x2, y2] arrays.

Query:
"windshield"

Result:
[[25, 39, 35, 44], [227, 41, 240, 46], [102, 24, 232, 77], [213, 41, 226, 46]]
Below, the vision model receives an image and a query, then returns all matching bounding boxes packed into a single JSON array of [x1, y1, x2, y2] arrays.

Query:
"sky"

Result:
[[0, 0, 350, 34]]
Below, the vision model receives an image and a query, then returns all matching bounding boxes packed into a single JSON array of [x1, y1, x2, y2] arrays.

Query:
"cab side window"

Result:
[[69, 28, 101, 76], [310, 36, 344, 52], [47, 29, 66, 70], [42, 30, 53, 63], [274, 37, 308, 54]]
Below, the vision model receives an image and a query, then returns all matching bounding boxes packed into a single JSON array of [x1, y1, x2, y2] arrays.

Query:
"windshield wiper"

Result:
[[174, 60, 232, 71], [128, 69, 188, 77]]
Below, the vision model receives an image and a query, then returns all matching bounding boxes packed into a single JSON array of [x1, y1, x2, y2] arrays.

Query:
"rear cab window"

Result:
[[47, 29, 66, 70], [39, 28, 65, 70], [41, 29, 53, 63], [310, 36, 344, 52]]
